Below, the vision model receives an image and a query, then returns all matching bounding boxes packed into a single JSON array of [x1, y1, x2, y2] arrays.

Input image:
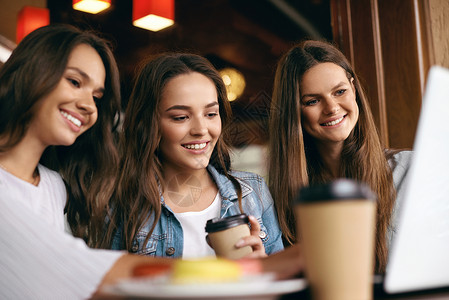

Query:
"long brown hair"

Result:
[[268, 40, 395, 273], [0, 24, 121, 245], [101, 53, 242, 251]]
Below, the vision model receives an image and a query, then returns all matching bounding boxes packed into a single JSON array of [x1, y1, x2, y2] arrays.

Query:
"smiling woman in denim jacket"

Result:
[[102, 53, 284, 258]]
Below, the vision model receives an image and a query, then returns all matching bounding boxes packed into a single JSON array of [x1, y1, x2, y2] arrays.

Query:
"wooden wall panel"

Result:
[[377, 0, 422, 148], [429, 0, 449, 68], [349, 0, 388, 146], [330, 0, 432, 149]]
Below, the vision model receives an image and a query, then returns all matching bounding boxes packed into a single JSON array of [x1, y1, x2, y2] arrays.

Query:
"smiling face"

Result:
[[300, 62, 359, 151], [158, 72, 222, 174], [26, 43, 105, 149]]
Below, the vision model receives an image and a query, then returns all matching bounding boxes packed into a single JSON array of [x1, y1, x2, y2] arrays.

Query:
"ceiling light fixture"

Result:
[[73, 0, 111, 14], [16, 6, 50, 43], [132, 0, 175, 32], [219, 68, 246, 101]]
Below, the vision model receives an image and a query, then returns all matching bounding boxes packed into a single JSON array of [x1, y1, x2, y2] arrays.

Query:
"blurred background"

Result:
[[1, 0, 448, 175]]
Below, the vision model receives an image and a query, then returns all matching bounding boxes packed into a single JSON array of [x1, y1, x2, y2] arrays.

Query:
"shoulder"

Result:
[[229, 170, 268, 191], [229, 170, 265, 183], [38, 164, 63, 179], [229, 170, 272, 203], [208, 164, 266, 188], [386, 150, 413, 190], [387, 150, 413, 172], [37, 164, 66, 200], [208, 165, 270, 200]]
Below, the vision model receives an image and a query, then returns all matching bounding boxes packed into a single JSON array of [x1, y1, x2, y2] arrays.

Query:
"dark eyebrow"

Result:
[[66, 66, 105, 94], [300, 81, 348, 101], [165, 101, 219, 112], [205, 101, 219, 108]]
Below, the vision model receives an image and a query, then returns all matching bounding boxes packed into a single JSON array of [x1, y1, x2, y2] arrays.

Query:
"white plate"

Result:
[[103, 276, 307, 300]]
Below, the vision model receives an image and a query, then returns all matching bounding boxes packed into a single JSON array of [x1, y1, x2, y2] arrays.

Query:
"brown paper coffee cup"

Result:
[[206, 214, 253, 260], [295, 179, 377, 300]]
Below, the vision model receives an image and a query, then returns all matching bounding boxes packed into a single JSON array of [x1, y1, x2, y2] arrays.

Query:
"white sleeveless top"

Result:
[[176, 192, 221, 259]]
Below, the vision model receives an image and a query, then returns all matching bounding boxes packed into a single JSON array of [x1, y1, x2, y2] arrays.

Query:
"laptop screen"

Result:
[[384, 66, 449, 293]]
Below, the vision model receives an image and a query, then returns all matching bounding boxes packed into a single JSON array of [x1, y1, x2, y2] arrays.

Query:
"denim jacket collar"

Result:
[[159, 165, 252, 213], [207, 165, 253, 202]]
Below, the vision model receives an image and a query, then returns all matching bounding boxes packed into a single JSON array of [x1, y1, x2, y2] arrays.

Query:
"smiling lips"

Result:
[[182, 142, 207, 150], [60, 110, 82, 127], [321, 115, 345, 127]]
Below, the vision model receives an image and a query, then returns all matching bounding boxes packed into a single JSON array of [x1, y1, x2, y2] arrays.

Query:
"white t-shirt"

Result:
[[176, 192, 221, 259], [0, 164, 123, 300]]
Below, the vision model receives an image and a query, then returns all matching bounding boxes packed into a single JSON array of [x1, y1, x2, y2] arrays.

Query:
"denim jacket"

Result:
[[111, 164, 284, 258]]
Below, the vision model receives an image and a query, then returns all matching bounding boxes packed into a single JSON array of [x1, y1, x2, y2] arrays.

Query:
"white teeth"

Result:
[[184, 143, 207, 150], [60, 111, 82, 127], [323, 116, 344, 126]]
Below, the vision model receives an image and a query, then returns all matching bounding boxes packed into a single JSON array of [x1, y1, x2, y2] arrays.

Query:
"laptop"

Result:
[[383, 66, 449, 293]]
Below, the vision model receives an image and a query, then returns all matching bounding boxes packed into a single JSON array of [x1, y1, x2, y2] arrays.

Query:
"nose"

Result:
[[323, 97, 340, 115], [190, 116, 208, 136], [76, 92, 97, 115]]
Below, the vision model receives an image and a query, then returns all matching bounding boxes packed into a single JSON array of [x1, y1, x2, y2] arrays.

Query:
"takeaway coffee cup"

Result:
[[295, 179, 377, 300], [205, 214, 253, 259]]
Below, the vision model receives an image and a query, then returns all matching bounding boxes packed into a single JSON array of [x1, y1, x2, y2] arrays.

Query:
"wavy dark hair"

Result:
[[101, 53, 242, 251], [268, 40, 396, 273], [0, 24, 121, 245]]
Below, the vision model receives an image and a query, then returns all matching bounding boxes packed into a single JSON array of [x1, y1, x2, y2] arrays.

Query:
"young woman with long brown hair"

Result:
[[103, 53, 284, 258], [0, 24, 174, 299], [268, 40, 412, 273]]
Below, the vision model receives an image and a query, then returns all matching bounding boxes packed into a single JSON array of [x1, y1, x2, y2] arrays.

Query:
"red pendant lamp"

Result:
[[132, 0, 175, 32], [73, 0, 111, 14], [16, 6, 50, 43]]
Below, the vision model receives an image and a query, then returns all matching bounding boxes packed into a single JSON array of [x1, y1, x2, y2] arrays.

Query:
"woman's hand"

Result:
[[261, 244, 304, 280], [235, 215, 267, 258]]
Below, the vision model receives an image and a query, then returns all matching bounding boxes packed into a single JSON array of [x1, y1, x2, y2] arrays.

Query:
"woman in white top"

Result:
[[0, 24, 175, 299]]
